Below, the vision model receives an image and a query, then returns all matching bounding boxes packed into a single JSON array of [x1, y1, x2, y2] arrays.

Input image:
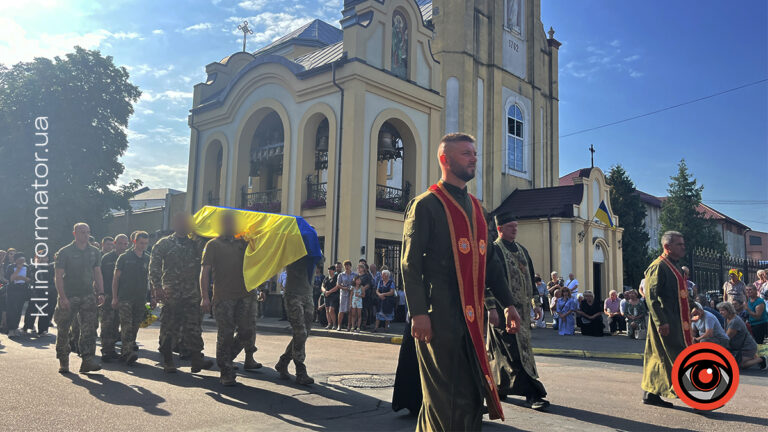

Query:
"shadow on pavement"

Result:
[[103, 348, 414, 431], [63, 373, 171, 417], [685, 407, 768, 427], [503, 398, 691, 432]]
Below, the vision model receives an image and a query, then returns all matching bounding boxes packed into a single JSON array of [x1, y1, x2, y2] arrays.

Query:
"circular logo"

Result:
[[465, 305, 475, 322], [672, 342, 739, 411], [458, 238, 471, 254], [478, 239, 486, 255]]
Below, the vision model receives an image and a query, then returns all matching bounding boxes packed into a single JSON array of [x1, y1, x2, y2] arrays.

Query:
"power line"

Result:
[[559, 78, 768, 139]]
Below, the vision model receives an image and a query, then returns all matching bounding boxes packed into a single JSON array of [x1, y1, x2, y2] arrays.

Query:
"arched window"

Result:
[[506, 104, 524, 172], [391, 10, 408, 79]]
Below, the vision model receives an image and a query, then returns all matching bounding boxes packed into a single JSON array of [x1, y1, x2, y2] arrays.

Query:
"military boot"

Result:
[[79, 356, 102, 374], [295, 363, 314, 386], [244, 352, 262, 371], [190, 353, 214, 373], [101, 351, 120, 362], [160, 351, 177, 373], [220, 369, 236, 386], [58, 356, 70, 374], [274, 357, 291, 380]]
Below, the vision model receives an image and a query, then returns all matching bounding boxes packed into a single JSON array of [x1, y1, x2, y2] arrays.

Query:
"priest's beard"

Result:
[[449, 161, 476, 182]]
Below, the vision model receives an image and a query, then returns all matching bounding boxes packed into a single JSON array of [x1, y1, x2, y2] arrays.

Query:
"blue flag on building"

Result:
[[594, 200, 615, 228]]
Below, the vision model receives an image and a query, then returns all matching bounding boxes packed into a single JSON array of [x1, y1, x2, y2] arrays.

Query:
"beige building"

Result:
[[185, 1, 590, 284], [493, 168, 624, 299]]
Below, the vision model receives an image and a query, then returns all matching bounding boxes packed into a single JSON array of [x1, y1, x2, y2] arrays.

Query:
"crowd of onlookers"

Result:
[[534, 268, 768, 370], [273, 259, 407, 333]]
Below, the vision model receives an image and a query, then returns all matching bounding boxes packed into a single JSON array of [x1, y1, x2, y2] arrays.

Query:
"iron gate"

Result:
[[374, 239, 402, 289], [691, 248, 761, 302]]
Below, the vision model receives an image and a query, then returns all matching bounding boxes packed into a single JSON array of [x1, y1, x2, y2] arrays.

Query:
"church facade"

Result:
[[185, 1, 615, 288]]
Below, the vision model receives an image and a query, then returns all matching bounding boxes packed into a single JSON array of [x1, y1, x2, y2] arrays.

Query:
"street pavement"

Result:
[[0, 324, 766, 432]]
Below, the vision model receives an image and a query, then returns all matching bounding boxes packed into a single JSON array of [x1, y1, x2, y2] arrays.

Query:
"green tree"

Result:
[[659, 159, 724, 261], [607, 165, 651, 288], [0, 47, 142, 254]]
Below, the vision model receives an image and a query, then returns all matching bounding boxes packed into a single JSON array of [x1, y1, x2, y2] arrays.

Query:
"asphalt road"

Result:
[[0, 325, 765, 431]]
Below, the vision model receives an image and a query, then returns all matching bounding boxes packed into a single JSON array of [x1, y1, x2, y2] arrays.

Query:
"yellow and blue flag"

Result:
[[594, 200, 615, 229], [192, 206, 323, 291]]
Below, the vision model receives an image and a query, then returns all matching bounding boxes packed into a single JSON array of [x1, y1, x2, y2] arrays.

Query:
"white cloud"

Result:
[[120, 164, 189, 189], [0, 17, 146, 64], [227, 13, 314, 46], [126, 64, 175, 78], [564, 41, 642, 80], [238, 0, 268, 10], [152, 29, 165, 35], [182, 22, 213, 32], [111, 31, 141, 40], [125, 128, 147, 141], [141, 90, 194, 103]]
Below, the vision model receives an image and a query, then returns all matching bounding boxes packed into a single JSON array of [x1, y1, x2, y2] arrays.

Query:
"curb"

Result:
[[203, 319, 404, 345], [203, 320, 643, 360], [532, 347, 643, 360]]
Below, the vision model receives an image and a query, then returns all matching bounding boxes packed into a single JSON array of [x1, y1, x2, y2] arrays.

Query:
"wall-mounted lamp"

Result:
[[577, 230, 586, 243]]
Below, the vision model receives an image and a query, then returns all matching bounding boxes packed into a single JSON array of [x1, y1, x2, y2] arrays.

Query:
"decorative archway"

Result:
[[233, 99, 291, 212], [296, 103, 338, 213]]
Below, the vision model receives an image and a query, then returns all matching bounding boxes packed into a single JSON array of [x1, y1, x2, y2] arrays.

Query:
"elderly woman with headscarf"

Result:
[[723, 268, 747, 304], [716, 301, 768, 370]]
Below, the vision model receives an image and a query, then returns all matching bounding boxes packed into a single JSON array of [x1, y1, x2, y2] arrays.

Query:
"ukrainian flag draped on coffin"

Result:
[[594, 200, 615, 229], [191, 206, 323, 291]]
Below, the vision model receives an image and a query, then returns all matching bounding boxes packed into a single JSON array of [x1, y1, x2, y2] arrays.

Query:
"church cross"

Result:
[[237, 20, 253, 52], [589, 144, 595, 168]]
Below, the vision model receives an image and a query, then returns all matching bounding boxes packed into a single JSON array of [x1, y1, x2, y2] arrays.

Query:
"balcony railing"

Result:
[[242, 186, 281, 213], [303, 179, 327, 210], [376, 182, 411, 212]]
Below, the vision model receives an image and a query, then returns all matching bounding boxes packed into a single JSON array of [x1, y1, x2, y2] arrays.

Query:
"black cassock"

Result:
[[391, 320, 422, 414]]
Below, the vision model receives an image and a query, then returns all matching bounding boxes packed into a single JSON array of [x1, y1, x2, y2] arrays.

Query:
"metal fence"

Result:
[[691, 248, 762, 302]]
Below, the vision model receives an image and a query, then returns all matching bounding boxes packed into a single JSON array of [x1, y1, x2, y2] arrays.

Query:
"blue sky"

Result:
[[3, 1, 766, 231]]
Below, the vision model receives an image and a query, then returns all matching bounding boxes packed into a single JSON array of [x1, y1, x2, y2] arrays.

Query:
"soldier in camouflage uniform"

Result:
[[99, 233, 130, 360], [111, 231, 153, 365], [150, 214, 213, 373], [53, 223, 105, 374], [275, 255, 316, 385], [200, 211, 260, 386]]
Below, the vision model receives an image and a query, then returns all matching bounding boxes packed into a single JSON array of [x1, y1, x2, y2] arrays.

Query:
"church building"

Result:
[[184, 0, 622, 295]]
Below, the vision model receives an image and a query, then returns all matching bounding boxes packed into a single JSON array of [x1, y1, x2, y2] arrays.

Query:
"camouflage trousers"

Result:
[[280, 293, 314, 372], [118, 301, 146, 356], [213, 294, 257, 376], [54, 295, 98, 359], [158, 295, 204, 356], [99, 302, 120, 354]]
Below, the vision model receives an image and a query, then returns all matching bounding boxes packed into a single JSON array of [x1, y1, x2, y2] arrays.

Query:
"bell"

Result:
[[316, 134, 329, 152], [378, 130, 395, 158]]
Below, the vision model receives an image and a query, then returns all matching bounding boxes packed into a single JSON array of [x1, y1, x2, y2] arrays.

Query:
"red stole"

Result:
[[658, 254, 694, 346], [428, 181, 504, 421]]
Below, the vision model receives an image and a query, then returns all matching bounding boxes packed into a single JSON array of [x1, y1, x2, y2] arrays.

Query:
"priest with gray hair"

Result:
[[486, 210, 550, 411]]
